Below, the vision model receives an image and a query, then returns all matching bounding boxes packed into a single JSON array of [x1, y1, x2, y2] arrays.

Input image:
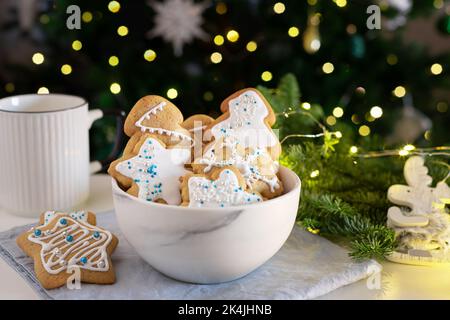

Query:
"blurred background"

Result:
[[0, 0, 449, 160]]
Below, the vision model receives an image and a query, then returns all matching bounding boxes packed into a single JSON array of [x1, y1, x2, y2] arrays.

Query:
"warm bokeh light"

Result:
[[322, 62, 334, 74], [167, 88, 178, 99], [32, 52, 45, 65], [310, 170, 320, 178], [82, 12, 93, 23], [210, 52, 223, 64], [393, 86, 406, 98], [110, 83, 121, 94], [326, 115, 337, 126], [430, 63, 443, 75], [72, 40, 82, 51], [387, 54, 398, 65], [350, 146, 358, 154], [108, 1, 121, 13], [144, 49, 157, 62], [226, 30, 239, 42], [301, 102, 311, 110], [359, 125, 370, 136], [109, 56, 119, 67], [215, 2, 227, 15], [261, 71, 273, 82], [246, 41, 257, 52], [60, 64, 72, 75], [117, 26, 129, 36], [273, 2, 286, 14], [332, 107, 344, 118], [37, 87, 49, 94], [335, 0, 347, 7], [5, 83, 15, 93], [214, 35, 224, 46], [288, 26, 300, 37], [370, 106, 383, 119]]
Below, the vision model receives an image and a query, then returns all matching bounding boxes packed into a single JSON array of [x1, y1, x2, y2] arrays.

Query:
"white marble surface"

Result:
[[0, 174, 449, 299]]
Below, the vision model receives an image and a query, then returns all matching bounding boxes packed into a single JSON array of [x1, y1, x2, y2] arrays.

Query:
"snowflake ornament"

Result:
[[147, 0, 209, 56]]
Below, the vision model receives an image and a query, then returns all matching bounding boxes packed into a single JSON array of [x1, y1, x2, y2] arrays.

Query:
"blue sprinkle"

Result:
[[34, 229, 42, 237], [66, 235, 73, 242], [220, 203, 224, 207], [93, 231, 100, 239], [59, 218, 67, 225], [128, 166, 132, 169], [134, 179, 140, 182], [80, 257, 88, 264], [244, 108, 247, 111]]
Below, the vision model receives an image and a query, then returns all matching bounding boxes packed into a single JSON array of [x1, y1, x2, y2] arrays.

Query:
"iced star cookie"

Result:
[[193, 136, 283, 199], [124, 95, 193, 148], [204, 88, 281, 159], [108, 134, 190, 205], [181, 166, 263, 208], [16, 211, 118, 289]]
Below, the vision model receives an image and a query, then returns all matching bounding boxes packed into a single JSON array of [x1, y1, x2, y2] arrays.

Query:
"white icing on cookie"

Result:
[[28, 217, 112, 275], [43, 210, 87, 226], [210, 90, 278, 148], [135, 101, 193, 144], [188, 169, 263, 208], [116, 137, 190, 205], [198, 137, 280, 192]]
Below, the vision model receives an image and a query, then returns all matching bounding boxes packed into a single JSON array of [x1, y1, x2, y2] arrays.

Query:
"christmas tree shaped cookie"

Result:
[[181, 166, 263, 208], [108, 134, 190, 205], [16, 211, 118, 289], [124, 95, 193, 148]]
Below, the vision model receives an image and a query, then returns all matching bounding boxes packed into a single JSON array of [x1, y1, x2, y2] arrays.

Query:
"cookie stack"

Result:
[[108, 88, 283, 208]]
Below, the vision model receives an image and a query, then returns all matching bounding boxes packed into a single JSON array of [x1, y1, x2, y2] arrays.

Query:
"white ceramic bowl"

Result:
[[112, 166, 301, 284]]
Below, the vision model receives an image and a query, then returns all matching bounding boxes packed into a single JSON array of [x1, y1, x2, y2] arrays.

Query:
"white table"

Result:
[[0, 174, 449, 300]]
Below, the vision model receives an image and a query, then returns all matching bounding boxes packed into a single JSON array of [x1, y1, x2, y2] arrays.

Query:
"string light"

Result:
[[82, 12, 93, 23], [398, 149, 409, 156], [335, 131, 342, 139], [393, 86, 406, 98], [144, 49, 157, 62], [215, 2, 227, 15], [310, 170, 320, 178], [32, 52, 45, 65], [359, 125, 370, 136], [354, 146, 450, 159], [322, 62, 334, 74], [167, 88, 178, 99], [261, 71, 272, 82], [273, 2, 286, 14], [210, 52, 222, 64], [60, 64, 72, 75], [370, 106, 383, 119], [117, 26, 129, 37], [351, 114, 360, 124], [108, 1, 121, 13], [326, 115, 336, 126], [288, 26, 300, 37], [213, 35, 224, 46], [350, 146, 358, 154], [301, 102, 311, 110], [108, 56, 119, 67], [246, 41, 257, 52], [72, 40, 82, 51], [424, 130, 432, 140], [110, 83, 121, 94], [335, 0, 347, 7], [5, 83, 15, 93], [403, 144, 416, 152], [226, 30, 239, 42], [37, 87, 49, 94], [430, 63, 443, 75], [332, 107, 344, 118]]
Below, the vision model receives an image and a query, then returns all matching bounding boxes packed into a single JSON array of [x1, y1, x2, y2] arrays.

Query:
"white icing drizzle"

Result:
[[43, 210, 87, 226], [197, 136, 280, 192], [28, 217, 113, 275], [188, 169, 262, 208], [210, 90, 278, 149], [135, 101, 194, 144], [116, 137, 190, 205]]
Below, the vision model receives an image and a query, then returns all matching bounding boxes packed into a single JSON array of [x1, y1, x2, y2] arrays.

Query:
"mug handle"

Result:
[[88, 109, 126, 174]]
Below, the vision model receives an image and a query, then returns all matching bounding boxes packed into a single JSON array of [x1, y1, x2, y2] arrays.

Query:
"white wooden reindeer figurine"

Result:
[[387, 156, 450, 266]]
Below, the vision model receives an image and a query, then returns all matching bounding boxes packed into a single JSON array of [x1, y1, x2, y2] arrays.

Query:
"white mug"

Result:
[[0, 94, 124, 217]]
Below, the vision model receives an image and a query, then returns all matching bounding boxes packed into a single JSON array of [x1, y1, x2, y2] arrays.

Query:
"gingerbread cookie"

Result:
[[204, 88, 281, 159], [16, 211, 118, 289], [108, 133, 190, 205], [182, 114, 215, 161], [181, 166, 263, 208], [40, 210, 96, 226], [124, 95, 193, 148], [193, 136, 283, 199]]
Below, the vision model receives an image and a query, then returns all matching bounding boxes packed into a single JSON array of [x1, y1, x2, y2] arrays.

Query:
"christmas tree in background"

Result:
[[0, 0, 449, 259]]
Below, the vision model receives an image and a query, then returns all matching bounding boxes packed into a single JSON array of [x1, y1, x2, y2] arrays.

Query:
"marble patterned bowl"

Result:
[[112, 166, 301, 284]]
